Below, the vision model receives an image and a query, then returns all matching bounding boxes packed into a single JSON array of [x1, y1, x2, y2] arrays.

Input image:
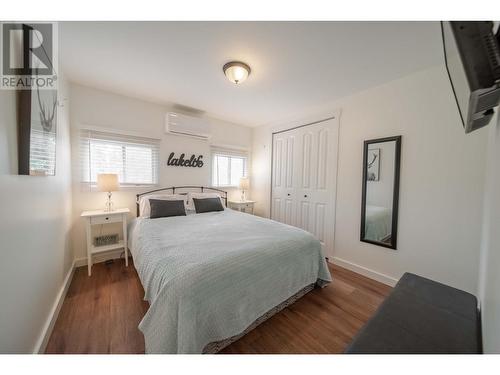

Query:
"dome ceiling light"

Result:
[[223, 61, 251, 84]]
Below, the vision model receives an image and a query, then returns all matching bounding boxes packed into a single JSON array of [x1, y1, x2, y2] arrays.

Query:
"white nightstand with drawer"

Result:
[[228, 200, 256, 215], [81, 208, 130, 276]]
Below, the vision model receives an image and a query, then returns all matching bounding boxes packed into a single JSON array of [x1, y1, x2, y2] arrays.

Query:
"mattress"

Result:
[[129, 209, 331, 353], [365, 205, 392, 241]]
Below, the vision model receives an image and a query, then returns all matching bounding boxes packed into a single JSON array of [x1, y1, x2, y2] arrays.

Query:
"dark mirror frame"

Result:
[[360, 135, 402, 250]]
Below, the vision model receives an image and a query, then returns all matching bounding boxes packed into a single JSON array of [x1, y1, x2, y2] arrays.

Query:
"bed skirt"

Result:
[[202, 283, 316, 354]]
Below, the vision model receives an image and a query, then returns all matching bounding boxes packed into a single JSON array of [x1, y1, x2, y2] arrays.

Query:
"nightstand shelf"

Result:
[[91, 240, 125, 255], [228, 200, 256, 215], [81, 208, 130, 276]]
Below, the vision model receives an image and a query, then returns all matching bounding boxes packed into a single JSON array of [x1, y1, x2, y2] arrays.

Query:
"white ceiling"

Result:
[[60, 22, 443, 127]]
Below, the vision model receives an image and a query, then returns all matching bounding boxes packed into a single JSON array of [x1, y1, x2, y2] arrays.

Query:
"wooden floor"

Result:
[[45, 259, 391, 354]]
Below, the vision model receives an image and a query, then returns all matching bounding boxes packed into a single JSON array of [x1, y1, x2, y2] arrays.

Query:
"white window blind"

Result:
[[80, 129, 160, 186], [30, 128, 56, 176], [211, 146, 248, 187]]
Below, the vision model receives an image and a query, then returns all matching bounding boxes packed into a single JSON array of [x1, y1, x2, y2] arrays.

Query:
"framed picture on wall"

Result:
[[366, 148, 380, 181]]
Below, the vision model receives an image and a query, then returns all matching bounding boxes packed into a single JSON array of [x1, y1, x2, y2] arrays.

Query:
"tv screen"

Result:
[[442, 21, 500, 133]]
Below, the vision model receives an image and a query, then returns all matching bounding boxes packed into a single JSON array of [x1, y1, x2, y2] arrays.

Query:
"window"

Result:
[[211, 147, 248, 187], [30, 128, 56, 176], [80, 129, 160, 186]]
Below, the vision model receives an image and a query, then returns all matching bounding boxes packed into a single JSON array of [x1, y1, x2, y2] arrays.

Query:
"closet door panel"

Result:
[[272, 132, 296, 225], [272, 197, 281, 222], [316, 128, 329, 190], [314, 203, 326, 246], [285, 136, 294, 189], [284, 198, 294, 226], [301, 132, 312, 189], [298, 200, 311, 232], [273, 139, 282, 188]]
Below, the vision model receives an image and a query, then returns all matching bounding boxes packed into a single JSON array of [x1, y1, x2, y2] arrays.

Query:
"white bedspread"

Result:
[[129, 209, 331, 353], [365, 205, 392, 241]]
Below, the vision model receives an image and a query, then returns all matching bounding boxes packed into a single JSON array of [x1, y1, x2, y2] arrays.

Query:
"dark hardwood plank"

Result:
[[45, 261, 391, 354]]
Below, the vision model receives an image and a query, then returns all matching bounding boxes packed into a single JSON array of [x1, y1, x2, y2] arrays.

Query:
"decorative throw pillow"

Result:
[[187, 192, 225, 208], [149, 199, 186, 219], [139, 194, 188, 217], [192, 197, 224, 213]]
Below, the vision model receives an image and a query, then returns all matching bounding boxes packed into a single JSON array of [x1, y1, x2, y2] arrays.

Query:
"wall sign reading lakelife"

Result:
[[167, 152, 204, 168]]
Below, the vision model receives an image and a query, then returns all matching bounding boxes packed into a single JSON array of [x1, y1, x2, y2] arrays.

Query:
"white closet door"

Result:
[[271, 117, 338, 258], [271, 130, 298, 226]]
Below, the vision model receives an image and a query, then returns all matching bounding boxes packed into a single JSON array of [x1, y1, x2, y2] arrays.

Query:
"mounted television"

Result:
[[441, 21, 500, 133]]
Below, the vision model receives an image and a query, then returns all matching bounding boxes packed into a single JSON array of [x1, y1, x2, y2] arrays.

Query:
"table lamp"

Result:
[[239, 177, 249, 202], [97, 173, 119, 212]]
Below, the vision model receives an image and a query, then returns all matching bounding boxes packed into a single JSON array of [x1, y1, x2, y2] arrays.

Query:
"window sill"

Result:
[[80, 183, 159, 192]]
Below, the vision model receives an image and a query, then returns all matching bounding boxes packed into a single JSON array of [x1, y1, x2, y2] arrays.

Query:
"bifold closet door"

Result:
[[271, 129, 297, 226], [271, 117, 338, 258]]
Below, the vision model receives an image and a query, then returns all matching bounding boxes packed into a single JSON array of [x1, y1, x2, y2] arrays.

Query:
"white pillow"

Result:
[[139, 194, 188, 218], [187, 192, 225, 209]]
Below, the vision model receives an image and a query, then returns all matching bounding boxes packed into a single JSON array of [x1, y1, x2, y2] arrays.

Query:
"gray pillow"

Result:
[[149, 199, 186, 219], [193, 197, 224, 213]]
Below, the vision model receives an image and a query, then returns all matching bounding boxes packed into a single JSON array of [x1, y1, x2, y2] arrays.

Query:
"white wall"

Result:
[[252, 65, 487, 293], [477, 112, 500, 353], [0, 77, 73, 353], [69, 84, 253, 261]]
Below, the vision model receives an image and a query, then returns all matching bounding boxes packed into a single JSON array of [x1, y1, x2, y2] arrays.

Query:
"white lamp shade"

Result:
[[97, 174, 119, 192], [239, 177, 250, 190]]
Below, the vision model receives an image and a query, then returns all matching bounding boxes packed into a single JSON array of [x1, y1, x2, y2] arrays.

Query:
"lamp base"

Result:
[[241, 190, 246, 202], [104, 192, 114, 212]]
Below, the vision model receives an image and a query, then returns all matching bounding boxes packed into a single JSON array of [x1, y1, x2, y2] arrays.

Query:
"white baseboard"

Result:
[[33, 260, 76, 354], [328, 256, 398, 287]]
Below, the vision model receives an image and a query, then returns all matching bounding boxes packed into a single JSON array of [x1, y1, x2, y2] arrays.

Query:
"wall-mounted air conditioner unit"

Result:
[[165, 112, 211, 140]]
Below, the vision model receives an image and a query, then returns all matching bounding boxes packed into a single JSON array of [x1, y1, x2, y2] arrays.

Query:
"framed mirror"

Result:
[[360, 136, 401, 249]]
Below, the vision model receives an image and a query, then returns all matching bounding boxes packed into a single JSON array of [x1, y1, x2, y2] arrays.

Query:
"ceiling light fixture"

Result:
[[223, 61, 251, 84]]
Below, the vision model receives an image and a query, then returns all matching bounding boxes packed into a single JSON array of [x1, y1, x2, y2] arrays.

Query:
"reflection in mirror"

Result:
[[18, 87, 58, 176], [361, 136, 401, 249]]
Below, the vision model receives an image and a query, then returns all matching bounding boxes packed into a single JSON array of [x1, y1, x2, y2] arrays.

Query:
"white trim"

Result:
[[80, 182, 159, 193], [331, 110, 342, 260], [74, 257, 87, 268], [33, 261, 76, 354], [209, 143, 250, 152], [268, 108, 341, 134], [328, 256, 398, 287], [77, 123, 161, 141]]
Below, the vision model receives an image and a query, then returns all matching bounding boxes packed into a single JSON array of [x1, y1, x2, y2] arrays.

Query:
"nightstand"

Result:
[[81, 208, 130, 276], [228, 200, 256, 215]]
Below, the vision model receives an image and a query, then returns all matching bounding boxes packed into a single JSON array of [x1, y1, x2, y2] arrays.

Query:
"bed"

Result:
[[129, 186, 332, 354], [364, 205, 392, 242]]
